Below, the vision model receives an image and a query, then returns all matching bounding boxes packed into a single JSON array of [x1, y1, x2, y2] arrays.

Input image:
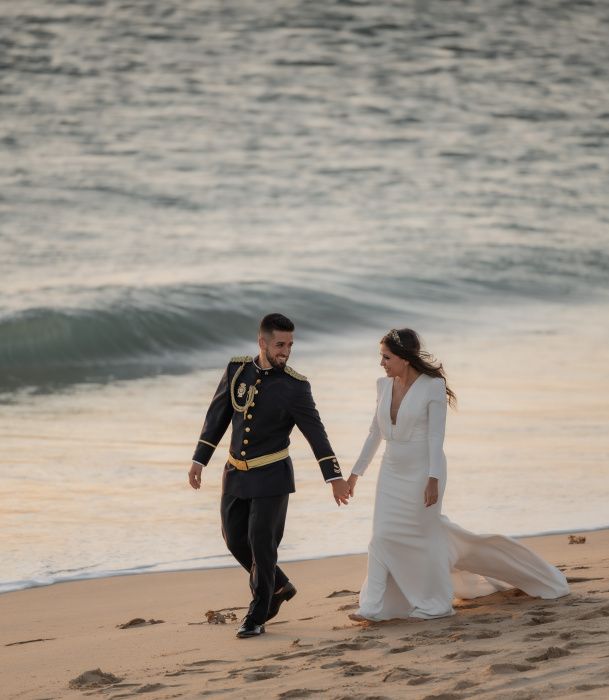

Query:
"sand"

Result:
[[2, 529, 609, 700]]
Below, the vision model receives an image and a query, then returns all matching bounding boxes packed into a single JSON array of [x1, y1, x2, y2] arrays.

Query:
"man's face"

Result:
[[259, 330, 294, 368]]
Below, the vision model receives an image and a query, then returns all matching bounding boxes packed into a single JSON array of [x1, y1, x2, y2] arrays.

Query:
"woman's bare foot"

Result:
[[348, 612, 373, 623]]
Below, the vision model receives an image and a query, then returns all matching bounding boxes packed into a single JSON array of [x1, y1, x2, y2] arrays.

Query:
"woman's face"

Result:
[[380, 343, 407, 377]]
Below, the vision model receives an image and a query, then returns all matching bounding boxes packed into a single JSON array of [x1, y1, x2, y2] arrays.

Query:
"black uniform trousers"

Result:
[[220, 492, 290, 625]]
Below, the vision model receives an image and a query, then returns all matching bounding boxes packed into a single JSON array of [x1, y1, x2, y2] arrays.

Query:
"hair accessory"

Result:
[[390, 329, 404, 347]]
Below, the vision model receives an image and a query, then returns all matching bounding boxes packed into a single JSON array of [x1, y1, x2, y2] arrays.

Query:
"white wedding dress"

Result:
[[352, 375, 569, 620]]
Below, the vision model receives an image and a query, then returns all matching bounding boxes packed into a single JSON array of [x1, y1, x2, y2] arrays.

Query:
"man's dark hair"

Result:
[[259, 313, 295, 335]]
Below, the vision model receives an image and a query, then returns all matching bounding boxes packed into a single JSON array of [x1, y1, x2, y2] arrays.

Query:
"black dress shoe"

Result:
[[266, 581, 297, 621], [236, 616, 265, 638]]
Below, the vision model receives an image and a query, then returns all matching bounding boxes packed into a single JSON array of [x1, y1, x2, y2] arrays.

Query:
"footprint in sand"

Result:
[[408, 629, 455, 642], [452, 629, 502, 641], [469, 614, 509, 625], [383, 667, 431, 685], [184, 659, 229, 668], [488, 662, 535, 674], [566, 576, 603, 583], [388, 644, 415, 654], [474, 629, 502, 639], [454, 679, 478, 691], [166, 659, 228, 677], [444, 649, 496, 660], [343, 664, 378, 677], [334, 695, 391, 700], [525, 608, 555, 617], [578, 603, 609, 620], [321, 660, 356, 670], [289, 638, 313, 649], [526, 646, 571, 662], [558, 629, 607, 640], [242, 665, 282, 682], [564, 596, 604, 607], [565, 639, 606, 649], [277, 690, 323, 699], [332, 638, 387, 651], [327, 589, 359, 598], [131, 683, 169, 694], [524, 631, 555, 640], [525, 614, 557, 626]]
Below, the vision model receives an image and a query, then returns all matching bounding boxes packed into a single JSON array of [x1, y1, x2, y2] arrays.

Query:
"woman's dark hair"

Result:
[[259, 313, 295, 335], [381, 328, 457, 408]]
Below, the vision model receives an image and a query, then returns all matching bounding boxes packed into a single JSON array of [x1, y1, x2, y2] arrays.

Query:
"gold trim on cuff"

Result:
[[198, 439, 217, 448], [317, 455, 337, 463]]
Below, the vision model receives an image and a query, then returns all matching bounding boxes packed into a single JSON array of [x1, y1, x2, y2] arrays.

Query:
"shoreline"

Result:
[[3, 528, 609, 699], [4, 522, 609, 596]]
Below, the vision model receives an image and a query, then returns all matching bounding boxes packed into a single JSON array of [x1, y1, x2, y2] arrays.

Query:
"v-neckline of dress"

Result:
[[389, 374, 423, 426]]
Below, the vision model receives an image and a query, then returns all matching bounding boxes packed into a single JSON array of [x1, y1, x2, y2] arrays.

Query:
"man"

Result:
[[188, 313, 350, 638]]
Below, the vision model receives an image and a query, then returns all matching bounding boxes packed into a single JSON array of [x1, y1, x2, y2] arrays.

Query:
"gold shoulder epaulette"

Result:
[[229, 355, 253, 364], [284, 365, 307, 381]]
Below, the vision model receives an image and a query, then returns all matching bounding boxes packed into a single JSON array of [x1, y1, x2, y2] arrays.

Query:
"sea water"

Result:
[[1, 0, 608, 592]]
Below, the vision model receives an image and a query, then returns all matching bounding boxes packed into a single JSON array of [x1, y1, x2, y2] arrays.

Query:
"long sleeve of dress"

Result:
[[427, 378, 447, 480], [351, 378, 383, 477]]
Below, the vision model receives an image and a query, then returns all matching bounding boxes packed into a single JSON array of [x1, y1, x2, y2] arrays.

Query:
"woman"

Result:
[[347, 328, 568, 621]]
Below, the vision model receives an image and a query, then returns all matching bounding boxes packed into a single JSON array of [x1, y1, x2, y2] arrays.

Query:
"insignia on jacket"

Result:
[[230, 355, 253, 364], [284, 365, 307, 381], [237, 382, 247, 398]]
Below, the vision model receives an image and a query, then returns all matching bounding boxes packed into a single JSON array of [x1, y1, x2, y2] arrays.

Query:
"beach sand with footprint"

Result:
[[1, 529, 609, 699]]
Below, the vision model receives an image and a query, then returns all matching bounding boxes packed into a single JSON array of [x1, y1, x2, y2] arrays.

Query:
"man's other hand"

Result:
[[189, 462, 203, 490]]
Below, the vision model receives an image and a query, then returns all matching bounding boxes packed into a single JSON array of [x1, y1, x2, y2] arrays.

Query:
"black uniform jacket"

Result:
[[192, 356, 342, 498]]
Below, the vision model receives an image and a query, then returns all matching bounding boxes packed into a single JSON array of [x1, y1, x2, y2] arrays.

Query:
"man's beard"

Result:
[[265, 351, 287, 369]]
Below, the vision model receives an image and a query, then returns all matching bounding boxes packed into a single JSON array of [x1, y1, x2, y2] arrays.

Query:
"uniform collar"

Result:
[[253, 355, 281, 375]]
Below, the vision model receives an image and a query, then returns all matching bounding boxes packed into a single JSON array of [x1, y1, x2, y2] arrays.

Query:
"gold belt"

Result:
[[227, 448, 289, 471]]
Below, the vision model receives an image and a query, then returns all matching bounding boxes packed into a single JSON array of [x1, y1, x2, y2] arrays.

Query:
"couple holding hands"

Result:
[[188, 314, 568, 639]]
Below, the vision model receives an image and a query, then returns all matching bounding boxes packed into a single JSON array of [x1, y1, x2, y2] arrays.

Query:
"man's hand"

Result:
[[347, 473, 358, 497], [424, 477, 438, 507], [331, 478, 350, 506], [189, 462, 203, 490]]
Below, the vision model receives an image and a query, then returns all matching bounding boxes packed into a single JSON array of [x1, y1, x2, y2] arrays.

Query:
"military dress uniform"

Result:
[[192, 355, 342, 625]]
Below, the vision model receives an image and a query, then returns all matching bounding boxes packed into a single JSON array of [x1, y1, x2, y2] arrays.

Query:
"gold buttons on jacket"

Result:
[[247, 414, 252, 419], [240, 451, 246, 456], [256, 379, 261, 385], [245, 427, 251, 432], [243, 439, 249, 445]]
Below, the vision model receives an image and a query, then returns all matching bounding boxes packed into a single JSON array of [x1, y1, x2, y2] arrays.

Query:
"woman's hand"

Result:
[[347, 473, 359, 497], [424, 477, 438, 507]]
